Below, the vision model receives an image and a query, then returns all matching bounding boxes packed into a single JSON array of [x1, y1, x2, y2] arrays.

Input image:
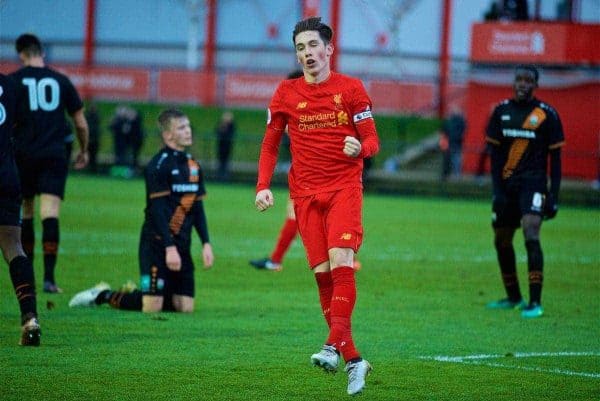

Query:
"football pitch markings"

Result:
[[419, 351, 600, 378]]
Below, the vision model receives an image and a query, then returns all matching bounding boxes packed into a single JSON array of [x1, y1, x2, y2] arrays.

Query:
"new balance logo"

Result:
[[340, 233, 352, 240], [296, 101, 307, 109]]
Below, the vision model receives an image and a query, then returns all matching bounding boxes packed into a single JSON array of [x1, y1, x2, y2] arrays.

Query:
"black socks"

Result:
[[9, 256, 37, 323]]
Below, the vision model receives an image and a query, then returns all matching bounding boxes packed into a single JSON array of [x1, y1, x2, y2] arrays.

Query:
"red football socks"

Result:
[[326, 266, 360, 362], [315, 271, 333, 327], [270, 218, 298, 263]]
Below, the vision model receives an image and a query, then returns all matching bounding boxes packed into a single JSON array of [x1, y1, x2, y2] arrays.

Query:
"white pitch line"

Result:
[[420, 351, 600, 379], [461, 360, 600, 379]]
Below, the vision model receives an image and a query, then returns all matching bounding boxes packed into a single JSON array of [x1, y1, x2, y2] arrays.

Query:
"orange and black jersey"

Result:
[[10, 66, 83, 160], [143, 146, 209, 248], [485, 97, 564, 181]]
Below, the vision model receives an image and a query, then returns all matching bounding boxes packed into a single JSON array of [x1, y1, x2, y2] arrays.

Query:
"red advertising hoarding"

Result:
[[56, 65, 151, 100], [223, 73, 283, 108], [157, 70, 217, 105], [368, 81, 435, 114], [0, 62, 21, 74], [471, 22, 600, 65], [1, 63, 150, 100], [367, 81, 467, 115]]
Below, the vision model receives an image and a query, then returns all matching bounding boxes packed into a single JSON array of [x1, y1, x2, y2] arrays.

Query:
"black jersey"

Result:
[[0, 73, 21, 198], [486, 97, 564, 182], [0, 74, 17, 159], [143, 146, 207, 247], [10, 66, 83, 160]]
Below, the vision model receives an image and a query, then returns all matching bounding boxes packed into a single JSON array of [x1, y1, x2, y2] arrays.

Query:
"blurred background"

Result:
[[0, 0, 598, 204]]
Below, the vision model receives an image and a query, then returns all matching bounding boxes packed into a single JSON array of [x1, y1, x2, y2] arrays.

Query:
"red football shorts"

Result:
[[293, 186, 363, 269]]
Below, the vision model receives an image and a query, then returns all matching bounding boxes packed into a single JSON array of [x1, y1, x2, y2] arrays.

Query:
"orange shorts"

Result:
[[293, 186, 363, 269]]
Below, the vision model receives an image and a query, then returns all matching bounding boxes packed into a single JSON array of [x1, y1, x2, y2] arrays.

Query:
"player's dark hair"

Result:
[[292, 17, 333, 45], [158, 108, 186, 131], [515, 64, 539, 82], [287, 70, 304, 79], [15, 33, 43, 56]]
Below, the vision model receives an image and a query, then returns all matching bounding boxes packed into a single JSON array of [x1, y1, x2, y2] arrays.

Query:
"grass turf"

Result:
[[1, 174, 598, 401]]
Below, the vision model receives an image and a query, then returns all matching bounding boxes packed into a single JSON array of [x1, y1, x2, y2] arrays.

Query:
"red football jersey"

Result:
[[257, 72, 380, 198]]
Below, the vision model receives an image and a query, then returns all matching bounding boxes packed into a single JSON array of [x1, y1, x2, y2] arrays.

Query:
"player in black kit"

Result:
[[0, 73, 41, 345], [69, 109, 214, 312], [10, 34, 90, 293], [484, 65, 564, 318]]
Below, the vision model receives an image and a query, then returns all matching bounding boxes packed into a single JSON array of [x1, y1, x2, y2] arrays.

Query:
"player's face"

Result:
[[166, 117, 192, 151], [513, 69, 537, 102], [294, 31, 333, 82]]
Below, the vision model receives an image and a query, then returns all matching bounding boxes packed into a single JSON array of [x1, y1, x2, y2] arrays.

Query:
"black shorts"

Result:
[[0, 198, 21, 226], [138, 230, 195, 300], [492, 179, 547, 229], [0, 159, 22, 226], [16, 157, 68, 199]]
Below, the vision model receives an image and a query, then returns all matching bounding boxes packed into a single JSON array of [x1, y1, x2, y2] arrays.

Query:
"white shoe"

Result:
[[68, 282, 110, 307], [310, 344, 339, 372], [345, 359, 372, 395]]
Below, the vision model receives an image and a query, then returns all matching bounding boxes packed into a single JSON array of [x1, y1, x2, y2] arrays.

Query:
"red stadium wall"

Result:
[[367, 81, 466, 115], [463, 81, 600, 180]]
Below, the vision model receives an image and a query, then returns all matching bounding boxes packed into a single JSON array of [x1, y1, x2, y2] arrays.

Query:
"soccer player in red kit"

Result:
[[250, 69, 363, 273], [255, 17, 379, 396]]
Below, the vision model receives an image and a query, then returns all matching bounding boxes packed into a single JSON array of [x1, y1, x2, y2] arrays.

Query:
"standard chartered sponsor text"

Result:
[[299, 112, 337, 131]]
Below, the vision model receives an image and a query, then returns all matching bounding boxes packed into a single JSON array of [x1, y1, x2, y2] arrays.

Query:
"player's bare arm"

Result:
[[71, 108, 90, 169], [202, 243, 214, 269], [255, 189, 275, 211]]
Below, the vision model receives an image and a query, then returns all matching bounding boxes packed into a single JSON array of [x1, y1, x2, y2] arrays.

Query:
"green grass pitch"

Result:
[[1, 174, 598, 400]]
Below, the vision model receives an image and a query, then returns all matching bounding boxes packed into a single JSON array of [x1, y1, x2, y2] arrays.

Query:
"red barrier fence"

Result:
[[1, 62, 452, 115]]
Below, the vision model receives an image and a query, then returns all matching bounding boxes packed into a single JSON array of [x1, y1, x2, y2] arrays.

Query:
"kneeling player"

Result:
[[69, 109, 214, 312]]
